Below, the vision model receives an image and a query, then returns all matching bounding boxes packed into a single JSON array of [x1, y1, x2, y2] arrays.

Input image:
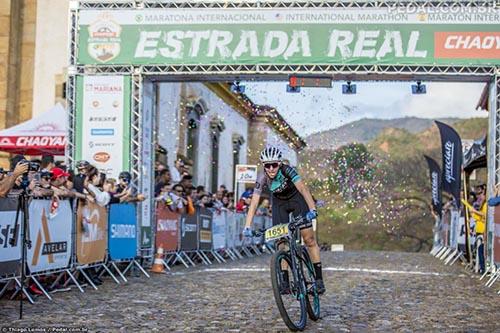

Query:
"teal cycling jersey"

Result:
[[254, 164, 302, 200]]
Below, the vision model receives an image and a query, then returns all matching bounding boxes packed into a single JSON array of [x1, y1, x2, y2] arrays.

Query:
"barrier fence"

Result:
[[0, 196, 272, 304]]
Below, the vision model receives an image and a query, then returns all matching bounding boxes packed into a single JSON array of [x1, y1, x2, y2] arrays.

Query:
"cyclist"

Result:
[[243, 146, 325, 294]]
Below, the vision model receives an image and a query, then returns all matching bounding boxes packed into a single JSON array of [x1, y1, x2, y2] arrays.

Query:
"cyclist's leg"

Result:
[[273, 197, 291, 285]]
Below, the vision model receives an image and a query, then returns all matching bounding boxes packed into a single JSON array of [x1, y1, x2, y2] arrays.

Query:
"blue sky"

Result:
[[243, 81, 488, 136]]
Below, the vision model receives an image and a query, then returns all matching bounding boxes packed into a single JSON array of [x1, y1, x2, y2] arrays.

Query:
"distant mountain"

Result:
[[304, 117, 461, 150]]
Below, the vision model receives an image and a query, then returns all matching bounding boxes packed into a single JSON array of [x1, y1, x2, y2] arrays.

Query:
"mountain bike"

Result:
[[254, 213, 320, 331]]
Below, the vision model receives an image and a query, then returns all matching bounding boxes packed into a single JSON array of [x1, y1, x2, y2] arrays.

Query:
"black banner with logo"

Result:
[[424, 155, 443, 218], [0, 195, 21, 277], [180, 213, 198, 251], [198, 208, 213, 251], [435, 121, 462, 208]]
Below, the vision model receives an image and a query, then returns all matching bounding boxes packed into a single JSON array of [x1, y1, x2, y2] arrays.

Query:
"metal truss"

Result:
[[66, 75, 77, 169], [78, 0, 496, 10], [131, 73, 143, 192]]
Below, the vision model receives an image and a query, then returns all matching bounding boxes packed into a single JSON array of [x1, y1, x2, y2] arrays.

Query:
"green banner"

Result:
[[77, 8, 500, 66]]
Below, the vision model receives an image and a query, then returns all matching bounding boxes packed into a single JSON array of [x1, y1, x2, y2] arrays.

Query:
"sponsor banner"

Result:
[[76, 75, 131, 179], [494, 206, 500, 265], [77, 8, 500, 66], [235, 165, 258, 184], [198, 208, 213, 251], [212, 211, 226, 250], [436, 121, 462, 208], [0, 136, 66, 149], [76, 201, 108, 265], [234, 213, 246, 247], [0, 196, 21, 277], [449, 209, 460, 249], [155, 204, 179, 252], [225, 211, 236, 248], [458, 216, 466, 246], [424, 155, 442, 218], [27, 200, 72, 273], [180, 213, 198, 251], [108, 203, 137, 260]]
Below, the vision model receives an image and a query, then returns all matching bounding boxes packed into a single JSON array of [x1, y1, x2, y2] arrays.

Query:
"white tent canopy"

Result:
[[0, 103, 67, 155]]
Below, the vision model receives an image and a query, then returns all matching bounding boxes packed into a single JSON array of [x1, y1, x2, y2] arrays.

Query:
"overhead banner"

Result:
[[155, 204, 179, 252], [27, 200, 72, 273], [0, 196, 21, 277], [198, 208, 213, 251], [212, 211, 226, 250], [76, 201, 108, 265], [108, 203, 137, 261], [77, 8, 500, 66], [76, 75, 131, 179], [424, 155, 442, 218], [180, 213, 198, 251], [436, 121, 462, 208]]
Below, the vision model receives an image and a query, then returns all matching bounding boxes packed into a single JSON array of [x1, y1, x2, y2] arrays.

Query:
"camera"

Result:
[[20, 159, 41, 173]]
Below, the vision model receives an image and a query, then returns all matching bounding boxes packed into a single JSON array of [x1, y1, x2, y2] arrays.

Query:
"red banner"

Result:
[[155, 204, 179, 252]]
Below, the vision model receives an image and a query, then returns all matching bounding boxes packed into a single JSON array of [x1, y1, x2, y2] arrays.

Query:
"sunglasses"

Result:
[[264, 162, 279, 170]]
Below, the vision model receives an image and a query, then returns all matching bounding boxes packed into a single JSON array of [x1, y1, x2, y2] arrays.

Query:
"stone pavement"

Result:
[[1, 251, 499, 332]]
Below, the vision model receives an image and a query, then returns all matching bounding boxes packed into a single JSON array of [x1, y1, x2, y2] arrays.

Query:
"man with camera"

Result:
[[0, 160, 30, 197]]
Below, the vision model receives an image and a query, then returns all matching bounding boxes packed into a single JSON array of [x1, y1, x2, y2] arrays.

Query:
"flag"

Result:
[[435, 121, 462, 207], [424, 155, 442, 218]]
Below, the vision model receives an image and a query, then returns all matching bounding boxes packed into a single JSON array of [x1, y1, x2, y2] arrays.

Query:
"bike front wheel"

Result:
[[270, 250, 307, 331], [299, 246, 321, 321]]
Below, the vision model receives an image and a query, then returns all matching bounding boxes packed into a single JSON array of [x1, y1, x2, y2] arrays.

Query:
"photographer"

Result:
[[0, 156, 30, 197]]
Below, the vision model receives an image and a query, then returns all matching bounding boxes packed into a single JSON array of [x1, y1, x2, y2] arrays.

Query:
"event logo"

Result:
[[87, 18, 122, 63], [444, 141, 455, 183], [93, 152, 110, 163], [91, 128, 115, 136], [431, 171, 439, 205], [0, 138, 13, 146], [181, 218, 197, 237], [157, 219, 177, 232]]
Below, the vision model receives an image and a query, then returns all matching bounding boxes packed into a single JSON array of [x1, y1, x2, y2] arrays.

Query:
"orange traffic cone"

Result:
[[151, 244, 166, 273]]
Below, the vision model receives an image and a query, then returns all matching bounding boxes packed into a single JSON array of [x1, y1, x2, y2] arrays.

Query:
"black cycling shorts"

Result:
[[271, 191, 313, 230]]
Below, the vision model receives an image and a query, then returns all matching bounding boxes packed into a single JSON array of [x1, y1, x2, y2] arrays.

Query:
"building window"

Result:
[[210, 117, 225, 193], [232, 134, 245, 189], [185, 101, 207, 181]]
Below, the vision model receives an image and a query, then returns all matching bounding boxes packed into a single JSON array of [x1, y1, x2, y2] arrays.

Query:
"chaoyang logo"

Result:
[[435, 32, 500, 59], [444, 141, 455, 183], [431, 171, 439, 205]]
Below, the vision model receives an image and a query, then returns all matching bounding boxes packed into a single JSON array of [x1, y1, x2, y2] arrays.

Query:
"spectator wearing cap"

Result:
[[73, 160, 90, 194]]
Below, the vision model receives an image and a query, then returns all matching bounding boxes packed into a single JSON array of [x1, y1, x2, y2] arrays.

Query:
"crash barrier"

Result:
[[154, 203, 274, 271], [0, 195, 150, 304], [430, 208, 500, 294]]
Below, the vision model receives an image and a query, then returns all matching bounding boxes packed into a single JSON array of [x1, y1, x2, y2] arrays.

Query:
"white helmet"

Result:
[[260, 146, 283, 163]]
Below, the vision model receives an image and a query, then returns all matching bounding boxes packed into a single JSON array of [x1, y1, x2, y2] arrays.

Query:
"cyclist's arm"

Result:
[[295, 180, 316, 211], [245, 192, 261, 228]]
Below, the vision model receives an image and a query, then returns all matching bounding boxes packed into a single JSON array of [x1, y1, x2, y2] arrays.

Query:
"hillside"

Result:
[[302, 117, 488, 252], [304, 117, 462, 150]]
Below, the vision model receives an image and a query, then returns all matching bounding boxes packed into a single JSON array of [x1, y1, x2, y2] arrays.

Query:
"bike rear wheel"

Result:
[[299, 246, 321, 321], [270, 250, 307, 331]]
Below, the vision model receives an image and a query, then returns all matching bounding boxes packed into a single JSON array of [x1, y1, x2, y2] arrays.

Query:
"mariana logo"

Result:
[[93, 152, 110, 163], [87, 18, 122, 63], [444, 141, 455, 183]]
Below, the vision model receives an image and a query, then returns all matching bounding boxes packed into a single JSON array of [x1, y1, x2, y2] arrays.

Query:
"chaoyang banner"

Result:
[[77, 8, 500, 66], [76, 75, 131, 179], [27, 200, 72, 273], [0, 196, 21, 277], [436, 121, 462, 208]]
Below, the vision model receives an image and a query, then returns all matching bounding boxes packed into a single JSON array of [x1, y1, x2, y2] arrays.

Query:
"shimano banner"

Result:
[[435, 121, 462, 208], [108, 203, 137, 261], [0, 195, 21, 277], [424, 155, 442, 218], [27, 199, 72, 273], [180, 213, 198, 251]]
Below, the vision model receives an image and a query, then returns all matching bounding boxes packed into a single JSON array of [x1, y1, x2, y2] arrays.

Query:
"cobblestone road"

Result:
[[1, 251, 499, 332]]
